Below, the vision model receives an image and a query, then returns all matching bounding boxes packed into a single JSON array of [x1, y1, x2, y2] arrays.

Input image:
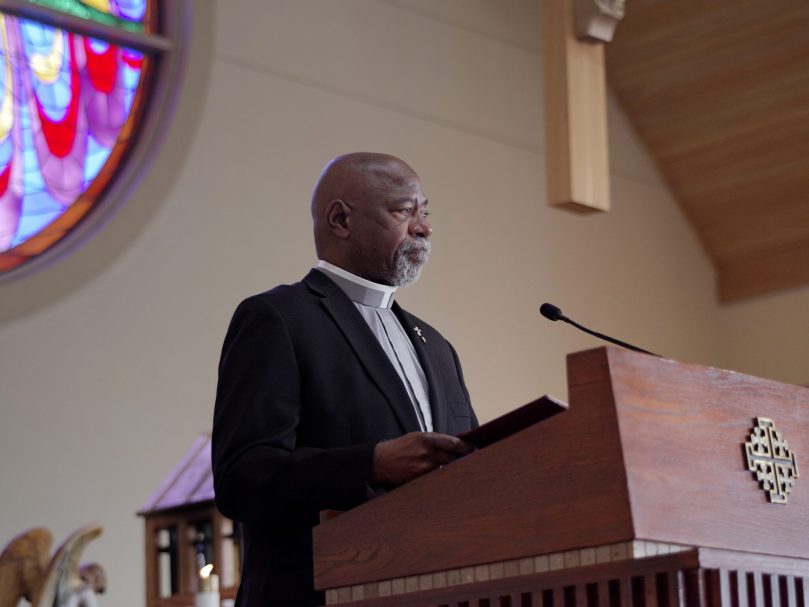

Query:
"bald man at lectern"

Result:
[[212, 153, 478, 606]]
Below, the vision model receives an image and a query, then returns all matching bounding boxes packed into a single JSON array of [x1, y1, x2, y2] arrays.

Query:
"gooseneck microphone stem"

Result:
[[563, 316, 658, 356], [539, 303, 660, 357]]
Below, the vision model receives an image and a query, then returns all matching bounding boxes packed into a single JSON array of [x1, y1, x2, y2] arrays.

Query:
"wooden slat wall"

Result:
[[605, 1, 809, 302]]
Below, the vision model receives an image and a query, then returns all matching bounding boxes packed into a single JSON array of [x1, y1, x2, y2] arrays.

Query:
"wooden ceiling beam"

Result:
[[541, 0, 622, 214]]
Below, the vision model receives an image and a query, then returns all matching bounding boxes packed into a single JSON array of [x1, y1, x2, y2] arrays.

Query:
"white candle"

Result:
[[196, 565, 220, 607], [195, 589, 219, 607]]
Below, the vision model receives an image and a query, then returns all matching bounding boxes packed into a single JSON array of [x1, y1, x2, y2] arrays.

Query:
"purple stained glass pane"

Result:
[[110, 0, 148, 22]]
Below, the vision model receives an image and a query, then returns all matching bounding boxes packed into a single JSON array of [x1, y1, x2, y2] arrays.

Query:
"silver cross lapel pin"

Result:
[[413, 326, 427, 343]]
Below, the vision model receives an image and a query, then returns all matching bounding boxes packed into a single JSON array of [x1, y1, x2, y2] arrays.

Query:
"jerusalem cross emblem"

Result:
[[744, 417, 799, 504]]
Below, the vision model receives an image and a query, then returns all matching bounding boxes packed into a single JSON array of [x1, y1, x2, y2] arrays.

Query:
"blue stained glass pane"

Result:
[[88, 37, 109, 53], [18, 100, 33, 129], [123, 62, 140, 90], [20, 21, 57, 51], [22, 161, 45, 192], [53, 77, 72, 106], [19, 189, 62, 215], [0, 139, 12, 166], [21, 21, 74, 122], [83, 133, 111, 183], [0, 52, 7, 89], [33, 78, 73, 121], [121, 51, 141, 113], [123, 87, 134, 113], [19, 103, 45, 194], [11, 207, 61, 246], [122, 70, 139, 112]]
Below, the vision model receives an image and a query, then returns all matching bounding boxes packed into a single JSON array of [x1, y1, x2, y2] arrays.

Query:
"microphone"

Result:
[[539, 303, 659, 357]]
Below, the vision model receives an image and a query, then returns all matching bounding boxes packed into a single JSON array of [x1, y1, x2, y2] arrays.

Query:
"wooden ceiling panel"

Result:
[[608, 7, 808, 105], [606, 0, 809, 302], [666, 111, 809, 200], [697, 196, 809, 261], [650, 69, 809, 162], [718, 241, 809, 302]]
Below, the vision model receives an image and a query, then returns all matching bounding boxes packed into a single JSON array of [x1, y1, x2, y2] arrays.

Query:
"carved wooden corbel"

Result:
[[575, 0, 625, 42]]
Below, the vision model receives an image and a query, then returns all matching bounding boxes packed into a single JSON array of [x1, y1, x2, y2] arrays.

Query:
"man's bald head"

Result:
[[311, 152, 432, 285], [312, 153, 418, 218]]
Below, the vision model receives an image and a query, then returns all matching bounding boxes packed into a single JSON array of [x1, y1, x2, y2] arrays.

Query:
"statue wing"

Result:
[[32, 524, 103, 607], [0, 527, 53, 606]]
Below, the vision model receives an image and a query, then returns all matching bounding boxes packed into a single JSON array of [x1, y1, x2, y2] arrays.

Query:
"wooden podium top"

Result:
[[313, 347, 809, 591]]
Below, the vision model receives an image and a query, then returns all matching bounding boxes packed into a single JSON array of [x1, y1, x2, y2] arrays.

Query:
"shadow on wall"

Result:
[[0, 2, 216, 323]]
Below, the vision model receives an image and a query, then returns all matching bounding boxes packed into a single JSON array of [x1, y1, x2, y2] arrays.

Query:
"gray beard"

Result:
[[389, 238, 431, 286]]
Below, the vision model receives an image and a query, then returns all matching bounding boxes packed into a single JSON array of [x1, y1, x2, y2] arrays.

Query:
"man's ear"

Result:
[[326, 199, 351, 238]]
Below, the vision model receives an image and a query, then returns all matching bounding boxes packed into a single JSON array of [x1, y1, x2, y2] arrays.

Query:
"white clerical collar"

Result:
[[316, 260, 397, 309]]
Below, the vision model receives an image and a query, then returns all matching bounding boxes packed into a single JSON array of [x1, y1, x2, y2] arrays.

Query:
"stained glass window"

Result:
[[0, 0, 158, 276]]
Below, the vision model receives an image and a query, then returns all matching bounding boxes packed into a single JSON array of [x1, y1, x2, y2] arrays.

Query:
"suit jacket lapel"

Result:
[[303, 270, 422, 434], [393, 303, 448, 434]]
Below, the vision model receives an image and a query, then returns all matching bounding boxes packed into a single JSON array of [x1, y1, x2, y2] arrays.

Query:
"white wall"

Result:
[[717, 285, 809, 386], [0, 2, 802, 607]]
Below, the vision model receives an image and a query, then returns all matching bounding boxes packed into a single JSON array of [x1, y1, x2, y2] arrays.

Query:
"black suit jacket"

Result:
[[212, 269, 477, 606]]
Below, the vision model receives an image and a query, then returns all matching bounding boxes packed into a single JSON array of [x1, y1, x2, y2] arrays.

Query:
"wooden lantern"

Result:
[[138, 434, 239, 607]]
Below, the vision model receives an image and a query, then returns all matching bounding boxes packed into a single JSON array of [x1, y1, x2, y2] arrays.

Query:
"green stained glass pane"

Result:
[[26, 0, 144, 33]]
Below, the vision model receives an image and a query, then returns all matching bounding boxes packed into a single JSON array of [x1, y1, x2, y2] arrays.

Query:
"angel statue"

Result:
[[0, 524, 106, 607]]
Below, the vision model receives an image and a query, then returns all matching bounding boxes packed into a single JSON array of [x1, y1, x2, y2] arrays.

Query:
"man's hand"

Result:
[[369, 432, 475, 488]]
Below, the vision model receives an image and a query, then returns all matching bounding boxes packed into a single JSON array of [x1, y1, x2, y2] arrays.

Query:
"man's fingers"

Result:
[[369, 432, 476, 487], [453, 438, 476, 455], [423, 432, 475, 455], [431, 449, 464, 466]]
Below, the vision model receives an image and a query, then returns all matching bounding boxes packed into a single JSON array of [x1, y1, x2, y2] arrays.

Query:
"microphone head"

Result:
[[540, 303, 564, 322]]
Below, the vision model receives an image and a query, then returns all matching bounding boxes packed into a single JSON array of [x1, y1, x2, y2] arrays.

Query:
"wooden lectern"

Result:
[[313, 347, 809, 606]]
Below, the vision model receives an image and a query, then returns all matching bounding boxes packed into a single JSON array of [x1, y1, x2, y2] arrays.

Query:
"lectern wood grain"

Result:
[[314, 348, 635, 589], [314, 347, 809, 592], [602, 347, 809, 556]]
